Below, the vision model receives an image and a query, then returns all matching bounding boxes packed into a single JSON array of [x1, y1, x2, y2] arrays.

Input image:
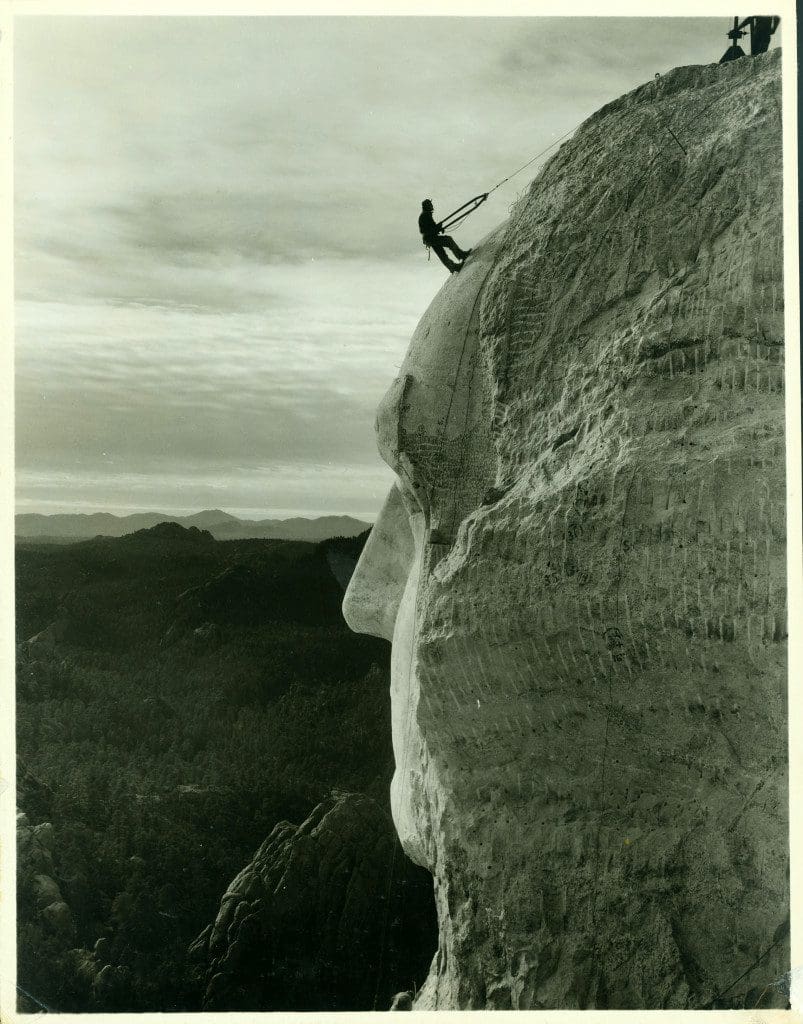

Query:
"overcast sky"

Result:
[[15, 15, 748, 520]]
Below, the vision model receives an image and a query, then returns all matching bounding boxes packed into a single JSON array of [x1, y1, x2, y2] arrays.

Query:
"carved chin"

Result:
[[390, 769, 431, 869]]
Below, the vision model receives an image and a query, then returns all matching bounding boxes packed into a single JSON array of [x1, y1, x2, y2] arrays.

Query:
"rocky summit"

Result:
[[344, 52, 786, 1009]]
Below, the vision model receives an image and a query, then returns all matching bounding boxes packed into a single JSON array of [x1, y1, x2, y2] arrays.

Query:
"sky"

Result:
[[14, 14, 752, 521]]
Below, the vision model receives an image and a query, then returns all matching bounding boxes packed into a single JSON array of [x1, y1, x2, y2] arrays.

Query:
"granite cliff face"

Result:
[[189, 793, 435, 1010], [344, 52, 786, 1009]]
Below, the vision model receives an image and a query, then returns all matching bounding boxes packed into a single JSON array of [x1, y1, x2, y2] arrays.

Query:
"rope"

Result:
[[435, 125, 579, 236], [488, 123, 579, 195], [433, 65, 731, 243]]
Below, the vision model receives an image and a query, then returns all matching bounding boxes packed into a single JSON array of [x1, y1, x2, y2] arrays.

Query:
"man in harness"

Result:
[[418, 199, 472, 274]]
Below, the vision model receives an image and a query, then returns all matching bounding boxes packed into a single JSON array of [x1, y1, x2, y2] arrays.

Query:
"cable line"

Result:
[[437, 65, 734, 238], [438, 124, 580, 232]]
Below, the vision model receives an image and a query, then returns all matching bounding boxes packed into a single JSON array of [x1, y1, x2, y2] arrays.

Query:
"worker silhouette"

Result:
[[743, 15, 780, 54], [418, 199, 472, 274], [719, 14, 779, 62]]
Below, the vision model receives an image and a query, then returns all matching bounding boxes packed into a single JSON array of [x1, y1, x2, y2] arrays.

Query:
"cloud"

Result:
[[14, 15, 736, 514], [15, 258, 433, 515]]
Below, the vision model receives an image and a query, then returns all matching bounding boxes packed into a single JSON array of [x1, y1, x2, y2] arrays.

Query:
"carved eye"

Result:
[[374, 373, 413, 473], [374, 372, 428, 520], [396, 451, 427, 519]]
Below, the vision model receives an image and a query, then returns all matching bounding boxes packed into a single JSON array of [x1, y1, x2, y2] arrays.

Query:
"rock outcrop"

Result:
[[344, 52, 787, 1009], [189, 792, 436, 1010], [17, 811, 75, 941]]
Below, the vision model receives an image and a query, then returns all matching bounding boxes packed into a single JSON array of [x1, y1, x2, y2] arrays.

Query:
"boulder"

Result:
[[390, 990, 413, 1010], [17, 813, 55, 880], [40, 899, 74, 938], [31, 872, 63, 909], [94, 936, 111, 963]]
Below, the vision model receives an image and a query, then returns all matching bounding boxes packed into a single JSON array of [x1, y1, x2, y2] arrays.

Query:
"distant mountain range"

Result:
[[15, 509, 371, 543]]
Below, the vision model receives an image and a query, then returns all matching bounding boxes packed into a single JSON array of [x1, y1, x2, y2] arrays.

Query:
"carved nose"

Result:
[[342, 483, 415, 643]]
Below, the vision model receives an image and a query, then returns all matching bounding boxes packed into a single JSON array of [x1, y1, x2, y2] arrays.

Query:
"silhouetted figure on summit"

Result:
[[720, 14, 779, 62], [742, 15, 780, 54], [418, 199, 472, 274]]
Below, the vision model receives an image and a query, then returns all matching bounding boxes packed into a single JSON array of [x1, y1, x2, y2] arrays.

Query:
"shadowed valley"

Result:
[[16, 524, 436, 1013]]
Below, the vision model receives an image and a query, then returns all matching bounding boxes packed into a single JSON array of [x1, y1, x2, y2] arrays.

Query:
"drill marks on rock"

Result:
[[440, 266, 500, 547], [397, 53, 787, 1010]]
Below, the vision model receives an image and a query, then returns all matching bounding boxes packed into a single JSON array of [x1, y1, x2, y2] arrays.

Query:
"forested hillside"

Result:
[[16, 526, 436, 1012]]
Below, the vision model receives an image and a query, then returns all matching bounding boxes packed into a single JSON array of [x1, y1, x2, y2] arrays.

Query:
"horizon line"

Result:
[[14, 506, 377, 524]]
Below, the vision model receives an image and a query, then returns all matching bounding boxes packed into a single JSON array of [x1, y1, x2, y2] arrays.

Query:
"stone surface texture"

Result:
[[344, 52, 787, 1009], [189, 792, 435, 1011]]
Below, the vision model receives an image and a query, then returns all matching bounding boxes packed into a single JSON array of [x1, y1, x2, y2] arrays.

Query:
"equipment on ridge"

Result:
[[720, 15, 747, 62]]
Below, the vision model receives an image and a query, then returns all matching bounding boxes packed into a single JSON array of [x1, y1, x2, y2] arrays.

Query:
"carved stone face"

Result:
[[343, 228, 502, 866], [344, 54, 787, 1011]]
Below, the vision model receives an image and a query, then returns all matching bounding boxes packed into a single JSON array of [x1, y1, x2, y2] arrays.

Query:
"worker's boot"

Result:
[[447, 260, 462, 273], [458, 248, 473, 260]]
